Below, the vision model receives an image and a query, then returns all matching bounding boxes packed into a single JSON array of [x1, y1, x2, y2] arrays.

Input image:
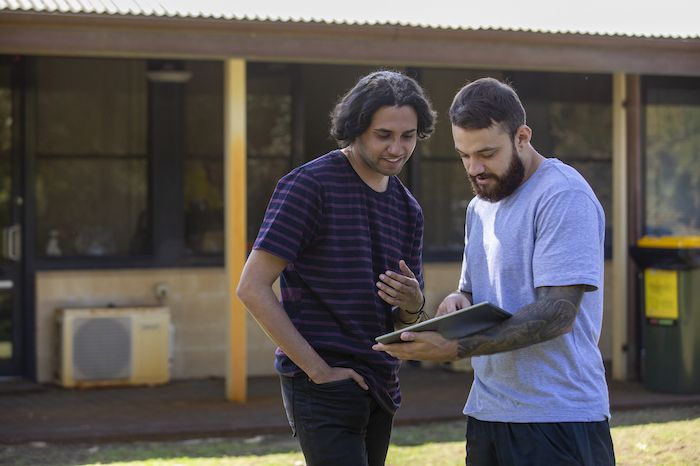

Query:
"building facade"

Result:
[[1, 2, 699, 399]]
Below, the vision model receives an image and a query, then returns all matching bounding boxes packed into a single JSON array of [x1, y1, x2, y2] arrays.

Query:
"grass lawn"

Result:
[[2, 405, 699, 466]]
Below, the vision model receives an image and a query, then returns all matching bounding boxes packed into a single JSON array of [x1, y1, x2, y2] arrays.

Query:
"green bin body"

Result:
[[630, 238, 700, 394]]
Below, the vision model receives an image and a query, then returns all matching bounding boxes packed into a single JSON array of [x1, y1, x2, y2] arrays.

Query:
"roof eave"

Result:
[[1, 10, 699, 76]]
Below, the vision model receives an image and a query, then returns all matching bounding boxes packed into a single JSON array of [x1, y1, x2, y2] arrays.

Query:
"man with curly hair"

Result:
[[238, 70, 436, 466]]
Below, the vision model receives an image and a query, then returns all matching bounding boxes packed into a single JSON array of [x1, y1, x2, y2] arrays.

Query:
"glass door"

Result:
[[0, 57, 23, 376]]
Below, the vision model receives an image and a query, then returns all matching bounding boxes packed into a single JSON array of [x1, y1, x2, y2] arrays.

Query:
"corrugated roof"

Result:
[[1, 0, 699, 39]]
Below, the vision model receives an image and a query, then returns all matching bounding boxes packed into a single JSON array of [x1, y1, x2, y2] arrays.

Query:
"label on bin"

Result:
[[647, 318, 676, 326], [644, 269, 679, 320]]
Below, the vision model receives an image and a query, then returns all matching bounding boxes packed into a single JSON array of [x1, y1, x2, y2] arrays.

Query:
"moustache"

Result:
[[470, 174, 496, 181]]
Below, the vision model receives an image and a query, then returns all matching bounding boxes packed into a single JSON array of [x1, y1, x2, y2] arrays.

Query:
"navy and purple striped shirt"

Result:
[[253, 149, 424, 413]]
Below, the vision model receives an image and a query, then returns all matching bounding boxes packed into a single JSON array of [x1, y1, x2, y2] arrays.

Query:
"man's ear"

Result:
[[515, 125, 532, 149]]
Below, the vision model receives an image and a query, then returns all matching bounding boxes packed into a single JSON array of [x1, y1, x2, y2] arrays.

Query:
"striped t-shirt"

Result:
[[253, 149, 424, 414]]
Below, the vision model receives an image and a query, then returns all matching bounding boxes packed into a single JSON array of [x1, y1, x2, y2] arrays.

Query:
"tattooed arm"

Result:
[[373, 285, 585, 362], [455, 285, 584, 358]]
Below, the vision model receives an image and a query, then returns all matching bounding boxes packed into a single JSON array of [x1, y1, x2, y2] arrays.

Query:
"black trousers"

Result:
[[466, 416, 616, 466], [280, 375, 394, 466]]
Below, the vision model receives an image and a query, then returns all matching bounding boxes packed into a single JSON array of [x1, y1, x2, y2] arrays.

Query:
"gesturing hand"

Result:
[[377, 260, 423, 313]]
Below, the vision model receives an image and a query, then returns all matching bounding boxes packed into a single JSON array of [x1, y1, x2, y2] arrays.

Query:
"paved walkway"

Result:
[[2, 366, 700, 444]]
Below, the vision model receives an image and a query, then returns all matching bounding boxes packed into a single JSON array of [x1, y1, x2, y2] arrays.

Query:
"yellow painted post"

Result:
[[224, 59, 247, 401], [612, 72, 628, 381]]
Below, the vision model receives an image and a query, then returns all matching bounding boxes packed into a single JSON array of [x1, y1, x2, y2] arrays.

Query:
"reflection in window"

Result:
[[35, 57, 148, 257], [418, 70, 612, 259], [0, 60, 12, 243], [299, 64, 378, 162], [244, 63, 398, 247], [513, 71, 613, 252], [184, 61, 224, 255], [419, 69, 496, 259], [246, 63, 293, 245], [644, 77, 700, 236], [0, 61, 12, 360]]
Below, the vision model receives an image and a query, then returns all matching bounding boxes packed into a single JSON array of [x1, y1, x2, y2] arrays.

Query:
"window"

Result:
[[246, 63, 294, 246], [298, 64, 378, 163], [244, 62, 388, 246], [35, 57, 148, 258], [510, 71, 613, 255], [184, 61, 225, 255], [417, 70, 613, 259], [32, 58, 615, 267], [34, 57, 228, 267], [643, 76, 700, 236], [419, 69, 503, 260]]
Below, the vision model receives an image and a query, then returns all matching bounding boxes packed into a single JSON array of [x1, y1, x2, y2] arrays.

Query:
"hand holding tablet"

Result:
[[375, 302, 511, 344]]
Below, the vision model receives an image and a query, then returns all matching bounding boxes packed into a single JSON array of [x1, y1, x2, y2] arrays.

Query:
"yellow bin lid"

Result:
[[637, 236, 700, 249]]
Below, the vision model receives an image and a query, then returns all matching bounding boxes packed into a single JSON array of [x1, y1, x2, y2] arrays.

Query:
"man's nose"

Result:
[[466, 160, 484, 177], [387, 139, 402, 155]]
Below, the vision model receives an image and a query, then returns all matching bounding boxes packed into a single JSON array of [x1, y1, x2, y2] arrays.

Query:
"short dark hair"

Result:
[[449, 77, 526, 138], [330, 70, 436, 147]]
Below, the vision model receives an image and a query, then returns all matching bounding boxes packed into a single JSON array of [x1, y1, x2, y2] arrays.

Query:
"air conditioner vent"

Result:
[[57, 307, 170, 388], [73, 317, 131, 381]]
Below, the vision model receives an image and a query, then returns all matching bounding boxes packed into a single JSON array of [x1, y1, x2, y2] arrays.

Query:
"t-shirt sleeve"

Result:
[[533, 189, 603, 291], [253, 169, 322, 263]]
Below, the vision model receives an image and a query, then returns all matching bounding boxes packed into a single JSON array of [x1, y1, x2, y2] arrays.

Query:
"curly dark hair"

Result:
[[330, 70, 436, 147], [449, 77, 526, 139]]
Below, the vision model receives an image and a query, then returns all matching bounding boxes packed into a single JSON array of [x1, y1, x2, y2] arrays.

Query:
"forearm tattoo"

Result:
[[456, 285, 585, 359]]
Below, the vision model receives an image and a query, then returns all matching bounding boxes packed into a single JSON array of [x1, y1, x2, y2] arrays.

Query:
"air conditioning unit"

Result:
[[57, 307, 171, 388]]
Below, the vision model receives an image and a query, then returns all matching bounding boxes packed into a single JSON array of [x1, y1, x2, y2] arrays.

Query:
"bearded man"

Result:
[[374, 77, 615, 466]]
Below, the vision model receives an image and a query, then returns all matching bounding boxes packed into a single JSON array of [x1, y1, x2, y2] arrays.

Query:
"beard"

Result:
[[469, 145, 525, 202]]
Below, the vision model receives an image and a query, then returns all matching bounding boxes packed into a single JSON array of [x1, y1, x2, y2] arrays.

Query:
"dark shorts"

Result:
[[466, 416, 616, 466], [280, 375, 394, 466]]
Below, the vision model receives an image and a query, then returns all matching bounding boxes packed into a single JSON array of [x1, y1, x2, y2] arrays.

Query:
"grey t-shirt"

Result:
[[459, 158, 610, 422]]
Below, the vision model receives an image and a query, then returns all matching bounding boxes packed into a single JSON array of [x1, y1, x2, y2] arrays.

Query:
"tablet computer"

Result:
[[375, 301, 511, 344]]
